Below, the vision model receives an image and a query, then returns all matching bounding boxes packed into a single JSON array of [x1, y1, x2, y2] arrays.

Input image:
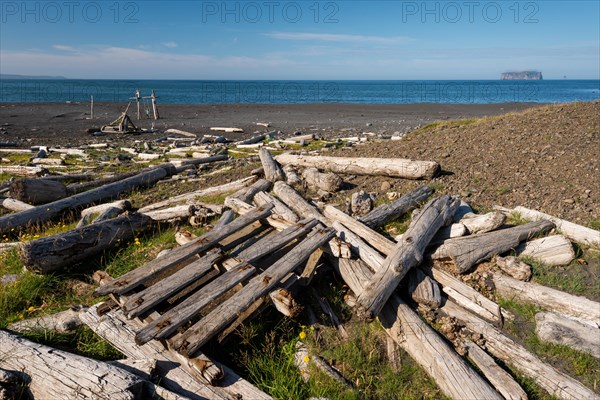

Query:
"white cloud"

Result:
[[264, 32, 413, 45], [52, 45, 76, 52], [162, 42, 178, 48]]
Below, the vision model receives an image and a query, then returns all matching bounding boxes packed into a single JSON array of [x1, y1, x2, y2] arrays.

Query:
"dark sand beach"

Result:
[[0, 102, 542, 146]]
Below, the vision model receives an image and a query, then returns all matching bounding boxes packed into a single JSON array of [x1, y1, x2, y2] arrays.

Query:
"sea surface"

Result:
[[1, 79, 598, 104]]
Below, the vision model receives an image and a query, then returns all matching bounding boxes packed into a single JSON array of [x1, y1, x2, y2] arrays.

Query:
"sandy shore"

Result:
[[0, 102, 542, 146]]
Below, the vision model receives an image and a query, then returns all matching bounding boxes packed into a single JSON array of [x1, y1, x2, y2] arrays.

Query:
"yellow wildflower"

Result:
[[303, 355, 310, 363], [299, 331, 306, 340]]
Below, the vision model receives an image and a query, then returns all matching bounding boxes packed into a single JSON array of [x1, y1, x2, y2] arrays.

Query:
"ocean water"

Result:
[[1, 79, 598, 104]]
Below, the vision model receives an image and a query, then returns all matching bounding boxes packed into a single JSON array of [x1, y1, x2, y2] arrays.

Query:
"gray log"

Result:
[[258, 148, 285, 182], [172, 226, 335, 357], [359, 185, 433, 228], [431, 220, 555, 274], [19, 213, 155, 274], [302, 167, 342, 193], [0, 164, 174, 235], [535, 312, 600, 358], [95, 203, 274, 296], [9, 178, 68, 205], [355, 195, 460, 320]]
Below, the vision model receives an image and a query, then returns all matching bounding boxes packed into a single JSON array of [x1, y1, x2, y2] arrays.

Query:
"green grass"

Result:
[[497, 297, 600, 395], [589, 220, 600, 231]]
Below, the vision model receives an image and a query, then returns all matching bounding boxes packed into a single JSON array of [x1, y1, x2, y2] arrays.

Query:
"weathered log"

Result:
[[93, 205, 127, 223], [144, 204, 202, 222], [294, 341, 350, 387], [431, 220, 555, 274], [172, 226, 335, 357], [108, 359, 157, 381], [224, 197, 291, 231], [501, 206, 600, 248], [491, 273, 600, 324], [355, 195, 460, 320], [270, 288, 302, 317], [332, 221, 385, 272], [407, 268, 442, 308], [174, 154, 228, 168], [138, 176, 257, 213], [517, 235, 575, 266], [254, 191, 299, 223], [494, 255, 532, 281], [283, 164, 301, 185], [95, 204, 274, 296], [275, 154, 440, 180], [359, 186, 433, 228], [460, 211, 506, 234], [31, 157, 64, 166], [273, 181, 326, 223], [164, 128, 197, 138], [80, 200, 132, 218], [428, 222, 467, 244], [334, 257, 502, 399], [462, 340, 528, 400], [229, 178, 272, 203], [0, 164, 174, 235], [440, 300, 597, 400], [0, 165, 46, 176], [1, 197, 34, 212], [80, 305, 266, 400], [19, 213, 154, 274], [0, 330, 146, 399], [66, 164, 173, 194], [41, 173, 93, 182], [7, 306, 85, 333], [0, 367, 24, 400], [535, 312, 600, 358], [258, 148, 285, 182], [134, 219, 318, 344], [9, 178, 68, 205], [302, 167, 342, 193]]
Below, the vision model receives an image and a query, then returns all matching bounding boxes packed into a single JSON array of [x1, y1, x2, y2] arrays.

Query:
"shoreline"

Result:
[[0, 101, 545, 146]]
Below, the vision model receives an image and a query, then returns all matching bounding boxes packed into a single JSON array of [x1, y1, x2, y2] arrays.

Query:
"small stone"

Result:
[[366, 122, 372, 127], [563, 199, 575, 204], [351, 191, 373, 216], [380, 181, 392, 192]]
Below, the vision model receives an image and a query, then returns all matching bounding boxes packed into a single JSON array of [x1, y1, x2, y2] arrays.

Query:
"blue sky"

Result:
[[1, 1, 599, 79]]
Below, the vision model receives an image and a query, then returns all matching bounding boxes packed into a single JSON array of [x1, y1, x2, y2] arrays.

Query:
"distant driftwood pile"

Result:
[[1, 143, 599, 400]]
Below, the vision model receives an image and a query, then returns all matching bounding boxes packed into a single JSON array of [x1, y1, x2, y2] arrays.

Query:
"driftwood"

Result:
[[494, 255, 532, 281], [173, 154, 228, 168], [355, 195, 460, 320], [9, 178, 68, 205], [535, 312, 600, 358], [270, 288, 302, 317], [32, 157, 65, 166], [516, 235, 575, 266], [431, 220, 555, 274], [294, 341, 350, 387], [359, 186, 433, 228], [172, 226, 335, 357], [0, 330, 147, 399], [139, 176, 256, 213], [501, 206, 600, 248], [406, 268, 442, 308], [229, 178, 272, 203], [164, 128, 197, 138], [462, 340, 528, 400], [491, 273, 600, 324], [460, 211, 506, 234], [234, 135, 265, 146], [0, 164, 174, 235], [144, 204, 209, 222], [80, 200, 132, 217], [0, 165, 47, 176], [283, 164, 301, 185], [19, 212, 154, 274], [273, 181, 326, 223], [334, 257, 502, 400], [95, 204, 274, 296], [7, 307, 85, 333], [302, 167, 342, 193], [80, 305, 269, 400], [253, 191, 299, 223], [258, 148, 285, 182], [1, 196, 34, 212], [275, 154, 440, 180], [441, 300, 597, 400]]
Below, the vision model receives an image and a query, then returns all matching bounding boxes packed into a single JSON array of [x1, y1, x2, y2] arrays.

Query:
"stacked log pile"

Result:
[[1, 148, 599, 400]]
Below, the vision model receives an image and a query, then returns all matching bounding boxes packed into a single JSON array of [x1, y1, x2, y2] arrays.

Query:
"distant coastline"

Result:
[[501, 71, 543, 80], [1, 74, 67, 80]]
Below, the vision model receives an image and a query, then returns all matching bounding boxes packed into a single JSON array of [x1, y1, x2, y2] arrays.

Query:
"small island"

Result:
[[501, 71, 543, 80]]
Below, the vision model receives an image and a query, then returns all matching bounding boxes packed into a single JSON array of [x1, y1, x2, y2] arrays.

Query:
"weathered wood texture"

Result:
[[509, 206, 600, 248], [275, 154, 440, 180], [431, 220, 555, 273], [172, 226, 335, 357], [516, 235, 575, 266], [19, 213, 155, 274], [273, 181, 326, 223], [9, 178, 68, 205], [355, 195, 460, 320], [334, 257, 502, 400], [254, 191, 299, 223], [95, 203, 274, 296], [535, 312, 600, 358], [258, 148, 285, 182], [491, 273, 600, 325], [0, 164, 173, 235], [1, 197, 34, 212], [80, 305, 269, 400], [0, 165, 46, 176], [463, 340, 528, 400], [7, 307, 84, 333], [359, 185, 433, 228], [494, 255, 532, 281], [460, 211, 506, 234], [0, 330, 146, 400], [441, 300, 597, 400], [302, 167, 342, 193]]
